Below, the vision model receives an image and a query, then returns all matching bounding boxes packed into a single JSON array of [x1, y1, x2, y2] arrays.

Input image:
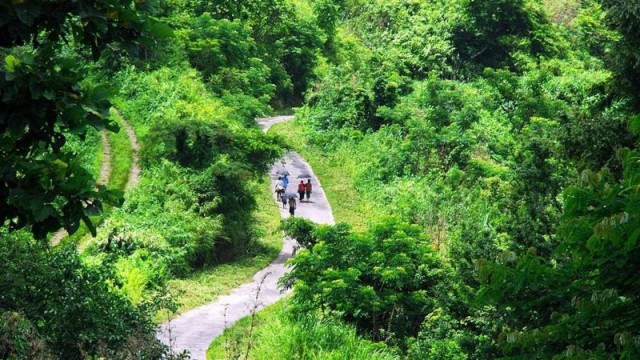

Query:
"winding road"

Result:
[[157, 115, 335, 359]]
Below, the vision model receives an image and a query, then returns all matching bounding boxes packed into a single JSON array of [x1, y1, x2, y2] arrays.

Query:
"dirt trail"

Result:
[[157, 115, 335, 360], [50, 109, 140, 246], [113, 109, 141, 188], [50, 130, 112, 246]]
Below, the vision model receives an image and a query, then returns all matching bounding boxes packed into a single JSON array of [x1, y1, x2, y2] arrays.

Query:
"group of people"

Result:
[[274, 175, 312, 216]]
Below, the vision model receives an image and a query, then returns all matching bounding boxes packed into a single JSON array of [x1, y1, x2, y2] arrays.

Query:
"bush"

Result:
[[0, 311, 52, 360], [0, 232, 166, 359], [282, 218, 451, 343], [280, 217, 318, 249]]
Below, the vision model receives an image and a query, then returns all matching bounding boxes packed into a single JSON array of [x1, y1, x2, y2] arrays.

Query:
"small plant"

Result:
[[221, 272, 271, 360], [279, 217, 317, 249]]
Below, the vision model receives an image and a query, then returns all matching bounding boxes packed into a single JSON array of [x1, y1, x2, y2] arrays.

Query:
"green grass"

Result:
[[89, 130, 105, 179], [207, 298, 398, 360], [155, 175, 283, 323], [207, 299, 282, 360], [270, 119, 384, 231]]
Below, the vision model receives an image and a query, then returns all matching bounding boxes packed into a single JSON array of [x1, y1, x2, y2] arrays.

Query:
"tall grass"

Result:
[[108, 110, 134, 190], [208, 299, 398, 360]]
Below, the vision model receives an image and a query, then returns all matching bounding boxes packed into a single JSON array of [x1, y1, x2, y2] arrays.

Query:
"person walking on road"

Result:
[[305, 179, 312, 201], [275, 177, 285, 200], [282, 175, 289, 191], [288, 196, 297, 216], [298, 180, 306, 202]]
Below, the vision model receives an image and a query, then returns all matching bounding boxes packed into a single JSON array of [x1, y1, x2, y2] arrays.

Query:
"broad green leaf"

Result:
[[629, 115, 640, 136], [5, 54, 19, 72], [144, 19, 174, 39]]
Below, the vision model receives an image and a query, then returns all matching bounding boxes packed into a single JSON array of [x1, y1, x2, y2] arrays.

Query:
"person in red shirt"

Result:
[[298, 180, 306, 202], [305, 179, 312, 201]]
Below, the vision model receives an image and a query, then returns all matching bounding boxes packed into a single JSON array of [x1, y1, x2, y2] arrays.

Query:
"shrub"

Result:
[[0, 232, 166, 359], [280, 217, 318, 249], [0, 311, 52, 360], [282, 218, 451, 342]]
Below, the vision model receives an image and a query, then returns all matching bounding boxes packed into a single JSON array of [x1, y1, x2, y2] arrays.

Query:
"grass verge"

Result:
[[155, 175, 283, 323], [207, 298, 397, 360], [269, 119, 384, 231]]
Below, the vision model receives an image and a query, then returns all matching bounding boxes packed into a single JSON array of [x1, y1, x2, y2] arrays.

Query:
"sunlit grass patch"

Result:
[[208, 299, 397, 360]]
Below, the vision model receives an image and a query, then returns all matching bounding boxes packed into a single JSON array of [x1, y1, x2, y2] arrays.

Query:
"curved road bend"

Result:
[[157, 115, 335, 359]]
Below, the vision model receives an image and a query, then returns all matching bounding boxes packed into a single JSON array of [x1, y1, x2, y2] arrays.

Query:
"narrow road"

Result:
[[157, 115, 335, 359]]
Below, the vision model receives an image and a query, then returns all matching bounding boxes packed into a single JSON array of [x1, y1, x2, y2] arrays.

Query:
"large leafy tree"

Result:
[[0, 0, 169, 239], [478, 147, 640, 358], [452, 0, 553, 71]]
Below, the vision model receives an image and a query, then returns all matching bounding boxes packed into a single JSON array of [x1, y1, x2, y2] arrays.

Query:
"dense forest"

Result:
[[2, 0, 639, 359]]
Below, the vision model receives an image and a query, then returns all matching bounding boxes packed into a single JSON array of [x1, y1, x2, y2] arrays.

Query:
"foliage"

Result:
[[176, 0, 324, 107], [172, 13, 275, 108], [281, 217, 318, 249], [156, 175, 283, 322], [0, 311, 52, 360], [0, 0, 169, 239], [452, 0, 555, 71], [477, 148, 640, 358], [282, 218, 451, 343], [112, 66, 284, 265], [601, 0, 640, 111], [0, 231, 167, 359]]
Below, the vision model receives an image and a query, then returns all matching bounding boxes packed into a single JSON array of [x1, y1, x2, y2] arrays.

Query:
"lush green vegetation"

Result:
[[155, 175, 282, 322], [0, 230, 168, 359], [61, 111, 134, 250], [1, 0, 325, 357], [108, 110, 135, 191], [208, 299, 397, 360], [3, 0, 640, 358], [224, 0, 640, 359]]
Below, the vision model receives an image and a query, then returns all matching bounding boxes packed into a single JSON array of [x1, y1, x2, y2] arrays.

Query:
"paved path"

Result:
[[157, 115, 335, 359]]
